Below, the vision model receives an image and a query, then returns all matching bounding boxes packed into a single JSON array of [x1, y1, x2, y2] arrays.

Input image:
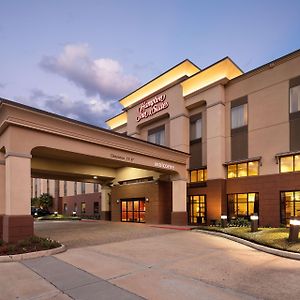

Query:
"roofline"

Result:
[[0, 97, 189, 156], [185, 56, 244, 82], [118, 59, 200, 104], [228, 48, 300, 84], [105, 110, 127, 124]]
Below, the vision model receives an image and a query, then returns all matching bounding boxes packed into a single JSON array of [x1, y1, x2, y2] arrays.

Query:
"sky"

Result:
[[0, 0, 300, 128]]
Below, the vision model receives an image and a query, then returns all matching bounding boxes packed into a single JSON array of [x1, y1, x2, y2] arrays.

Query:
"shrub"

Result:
[[228, 217, 250, 227]]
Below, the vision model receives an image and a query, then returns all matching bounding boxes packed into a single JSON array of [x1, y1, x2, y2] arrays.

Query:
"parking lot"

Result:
[[1, 220, 300, 299]]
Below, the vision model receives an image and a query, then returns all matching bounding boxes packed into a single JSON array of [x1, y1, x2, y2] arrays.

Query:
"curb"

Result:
[[194, 229, 300, 260], [0, 244, 67, 263]]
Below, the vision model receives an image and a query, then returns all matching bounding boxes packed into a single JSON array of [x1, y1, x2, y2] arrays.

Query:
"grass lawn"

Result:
[[196, 226, 300, 253]]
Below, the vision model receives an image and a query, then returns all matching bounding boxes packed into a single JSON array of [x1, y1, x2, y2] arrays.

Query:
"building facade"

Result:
[[32, 178, 101, 217], [106, 49, 300, 227]]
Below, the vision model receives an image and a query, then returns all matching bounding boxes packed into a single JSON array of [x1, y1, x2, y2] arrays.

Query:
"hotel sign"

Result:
[[154, 161, 175, 171], [136, 94, 169, 122]]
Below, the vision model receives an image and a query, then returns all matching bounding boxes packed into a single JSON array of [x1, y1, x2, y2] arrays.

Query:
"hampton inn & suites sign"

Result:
[[136, 94, 169, 122]]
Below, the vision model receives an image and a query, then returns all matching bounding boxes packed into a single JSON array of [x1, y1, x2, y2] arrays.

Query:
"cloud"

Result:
[[39, 44, 139, 99], [27, 89, 121, 126]]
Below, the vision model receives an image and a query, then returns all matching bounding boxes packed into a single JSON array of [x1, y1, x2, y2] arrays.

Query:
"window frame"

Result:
[[279, 154, 300, 173], [227, 192, 259, 220], [190, 113, 202, 142], [189, 168, 207, 183], [227, 160, 259, 178], [280, 190, 300, 225], [147, 125, 165, 146]]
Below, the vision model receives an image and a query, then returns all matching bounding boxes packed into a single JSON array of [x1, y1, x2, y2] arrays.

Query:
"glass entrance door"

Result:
[[188, 195, 206, 225], [121, 199, 145, 223]]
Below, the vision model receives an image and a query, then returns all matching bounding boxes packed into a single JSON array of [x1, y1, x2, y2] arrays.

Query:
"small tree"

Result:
[[31, 197, 40, 208], [39, 193, 53, 210]]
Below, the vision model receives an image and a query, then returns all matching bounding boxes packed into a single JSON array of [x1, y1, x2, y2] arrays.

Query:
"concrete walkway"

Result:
[[1, 222, 300, 299]]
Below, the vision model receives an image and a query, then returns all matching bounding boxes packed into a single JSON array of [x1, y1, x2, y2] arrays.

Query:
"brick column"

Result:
[[3, 152, 33, 243], [100, 185, 111, 220]]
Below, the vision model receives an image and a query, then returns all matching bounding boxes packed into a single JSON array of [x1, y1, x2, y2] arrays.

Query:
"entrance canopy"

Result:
[[0, 98, 189, 242]]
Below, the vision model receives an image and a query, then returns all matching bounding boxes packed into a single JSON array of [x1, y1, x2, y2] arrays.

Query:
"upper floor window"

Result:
[[231, 103, 248, 129], [190, 168, 207, 183], [290, 83, 300, 113], [190, 117, 202, 141], [81, 182, 86, 194], [227, 160, 259, 178], [64, 181, 67, 196], [148, 125, 165, 146], [280, 154, 300, 173]]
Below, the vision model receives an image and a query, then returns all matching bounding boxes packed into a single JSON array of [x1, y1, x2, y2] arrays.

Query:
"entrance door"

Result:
[[188, 195, 206, 225], [121, 199, 145, 223]]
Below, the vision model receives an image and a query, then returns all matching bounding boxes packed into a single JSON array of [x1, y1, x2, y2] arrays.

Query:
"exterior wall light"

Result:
[[116, 199, 120, 204], [221, 215, 227, 228], [250, 214, 259, 232], [145, 197, 149, 202], [289, 218, 300, 242]]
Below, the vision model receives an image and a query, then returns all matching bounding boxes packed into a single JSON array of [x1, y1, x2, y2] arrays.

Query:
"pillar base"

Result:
[[3, 215, 34, 243], [100, 211, 111, 221], [171, 212, 187, 226], [0, 214, 3, 240]]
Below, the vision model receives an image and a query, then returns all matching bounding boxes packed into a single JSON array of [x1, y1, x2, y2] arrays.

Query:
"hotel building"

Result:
[[106, 49, 300, 228], [1, 49, 300, 242]]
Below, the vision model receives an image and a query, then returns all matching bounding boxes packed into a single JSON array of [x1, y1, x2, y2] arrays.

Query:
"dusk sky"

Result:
[[1, 0, 300, 127]]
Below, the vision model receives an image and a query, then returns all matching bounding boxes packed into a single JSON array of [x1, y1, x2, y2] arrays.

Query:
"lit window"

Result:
[[190, 169, 207, 183], [227, 160, 259, 178], [190, 118, 202, 141], [281, 191, 300, 224], [290, 85, 300, 113], [279, 155, 300, 173], [231, 104, 247, 129], [81, 202, 86, 214], [148, 126, 165, 146], [227, 193, 258, 219]]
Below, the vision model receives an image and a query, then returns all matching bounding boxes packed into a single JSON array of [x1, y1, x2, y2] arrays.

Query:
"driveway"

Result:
[[1, 221, 300, 299]]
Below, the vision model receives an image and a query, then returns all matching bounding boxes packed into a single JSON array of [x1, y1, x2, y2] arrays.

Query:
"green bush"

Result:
[[228, 217, 250, 227]]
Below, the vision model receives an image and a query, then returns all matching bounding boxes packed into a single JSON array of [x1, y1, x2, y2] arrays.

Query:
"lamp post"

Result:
[[221, 215, 227, 228], [289, 218, 300, 242], [250, 214, 259, 232]]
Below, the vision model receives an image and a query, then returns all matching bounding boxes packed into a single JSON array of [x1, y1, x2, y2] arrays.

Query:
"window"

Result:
[[74, 182, 77, 195], [81, 202, 86, 214], [227, 193, 258, 219], [190, 169, 207, 183], [148, 126, 165, 146], [81, 182, 86, 194], [63, 203, 68, 213], [94, 202, 99, 214], [290, 85, 300, 113], [231, 103, 247, 129], [121, 199, 145, 223], [188, 195, 206, 225], [64, 181, 67, 196], [281, 191, 300, 225], [94, 183, 99, 193], [280, 154, 300, 173], [227, 161, 259, 178], [34, 178, 38, 198], [74, 202, 77, 212], [46, 179, 50, 194], [190, 118, 202, 141]]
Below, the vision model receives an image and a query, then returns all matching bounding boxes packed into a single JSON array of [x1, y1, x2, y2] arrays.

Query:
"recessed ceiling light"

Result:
[[93, 176, 98, 179]]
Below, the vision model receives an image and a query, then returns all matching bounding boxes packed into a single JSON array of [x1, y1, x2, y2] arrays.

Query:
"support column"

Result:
[[0, 155, 5, 240], [100, 185, 111, 220], [3, 153, 33, 243], [171, 179, 187, 226], [206, 99, 226, 222]]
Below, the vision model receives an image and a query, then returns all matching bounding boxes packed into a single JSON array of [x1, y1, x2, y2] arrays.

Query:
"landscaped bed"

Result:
[[0, 236, 61, 256], [37, 214, 81, 221], [195, 226, 300, 253]]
